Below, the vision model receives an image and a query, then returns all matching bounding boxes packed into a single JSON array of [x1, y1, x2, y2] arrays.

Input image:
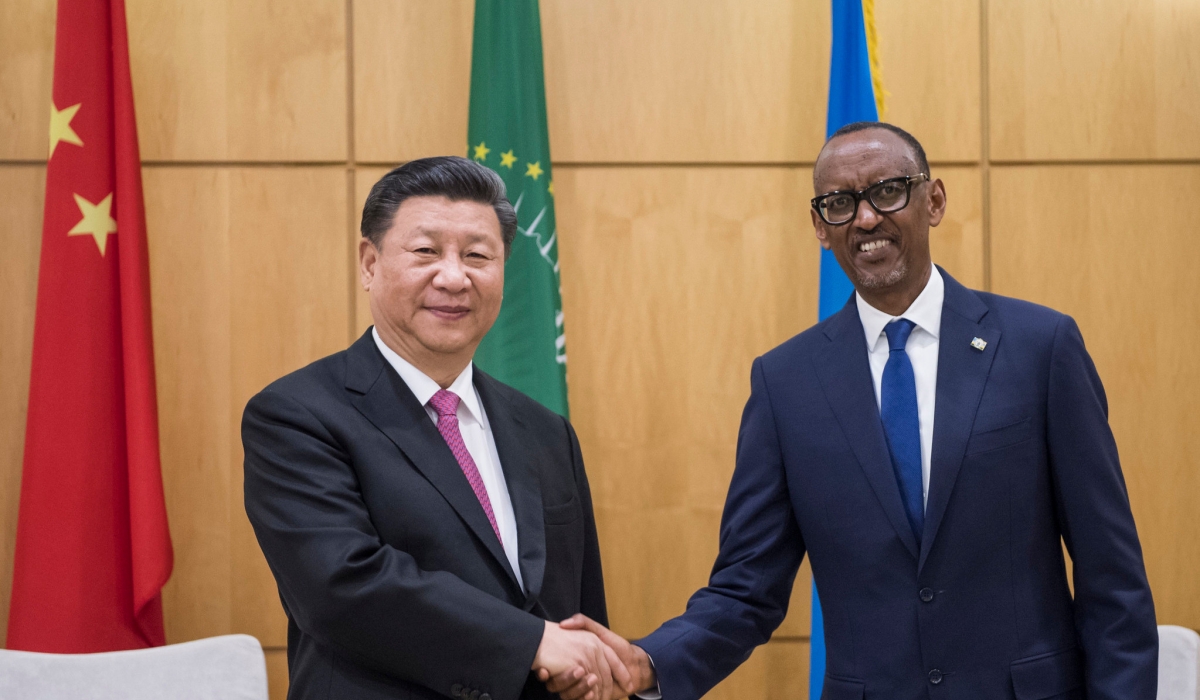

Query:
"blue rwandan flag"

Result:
[[812, 1, 885, 697]]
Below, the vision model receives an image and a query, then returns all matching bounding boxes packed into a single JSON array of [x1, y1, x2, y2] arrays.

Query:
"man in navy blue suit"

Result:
[[548, 123, 1158, 700]]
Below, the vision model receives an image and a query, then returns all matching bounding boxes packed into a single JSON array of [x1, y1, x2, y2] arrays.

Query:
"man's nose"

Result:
[[431, 255, 470, 291], [852, 197, 883, 231]]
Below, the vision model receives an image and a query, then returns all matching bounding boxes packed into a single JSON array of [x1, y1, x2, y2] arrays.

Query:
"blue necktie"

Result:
[[881, 319, 924, 543]]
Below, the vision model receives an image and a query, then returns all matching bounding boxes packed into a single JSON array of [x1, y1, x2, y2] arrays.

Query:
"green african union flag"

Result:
[[468, 0, 568, 417]]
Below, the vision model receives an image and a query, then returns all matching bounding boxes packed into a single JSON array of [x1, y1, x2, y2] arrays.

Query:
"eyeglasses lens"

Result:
[[870, 180, 908, 212], [822, 194, 857, 224]]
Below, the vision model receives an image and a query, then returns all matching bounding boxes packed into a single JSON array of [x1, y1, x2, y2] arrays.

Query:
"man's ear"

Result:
[[359, 237, 378, 291], [927, 178, 947, 227], [811, 208, 832, 250]]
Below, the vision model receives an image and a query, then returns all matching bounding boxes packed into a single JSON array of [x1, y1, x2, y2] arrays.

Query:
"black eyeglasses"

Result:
[[811, 173, 929, 226]]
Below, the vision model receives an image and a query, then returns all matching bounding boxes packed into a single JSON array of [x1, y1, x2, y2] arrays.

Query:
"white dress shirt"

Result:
[[372, 327, 524, 589], [854, 266, 944, 508]]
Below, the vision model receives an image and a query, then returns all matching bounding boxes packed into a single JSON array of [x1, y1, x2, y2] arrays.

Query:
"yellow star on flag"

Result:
[[547, 180, 554, 197], [499, 150, 518, 169], [49, 102, 84, 158], [69, 193, 118, 256], [525, 161, 543, 181], [472, 142, 491, 161]]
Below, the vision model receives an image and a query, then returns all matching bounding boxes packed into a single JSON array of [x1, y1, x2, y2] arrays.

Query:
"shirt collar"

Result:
[[855, 265, 945, 348], [372, 327, 482, 423]]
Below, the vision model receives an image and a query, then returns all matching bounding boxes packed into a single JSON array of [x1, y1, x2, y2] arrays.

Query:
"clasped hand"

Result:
[[531, 615, 656, 700]]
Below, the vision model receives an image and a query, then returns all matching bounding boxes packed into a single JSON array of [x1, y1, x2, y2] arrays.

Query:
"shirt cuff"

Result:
[[632, 651, 662, 699]]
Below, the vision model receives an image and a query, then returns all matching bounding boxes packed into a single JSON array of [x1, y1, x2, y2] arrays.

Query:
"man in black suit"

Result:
[[243, 156, 626, 700]]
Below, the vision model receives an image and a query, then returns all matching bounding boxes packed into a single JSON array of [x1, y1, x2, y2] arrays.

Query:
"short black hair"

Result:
[[825, 121, 930, 176], [360, 156, 517, 256]]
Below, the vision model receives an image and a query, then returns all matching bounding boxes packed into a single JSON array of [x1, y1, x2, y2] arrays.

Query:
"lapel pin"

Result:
[[971, 337, 987, 352]]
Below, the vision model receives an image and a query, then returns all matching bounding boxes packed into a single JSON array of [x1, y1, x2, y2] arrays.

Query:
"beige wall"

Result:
[[2, 1, 1198, 698]]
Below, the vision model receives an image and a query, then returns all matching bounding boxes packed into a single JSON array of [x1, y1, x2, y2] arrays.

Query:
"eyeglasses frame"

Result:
[[810, 173, 930, 226]]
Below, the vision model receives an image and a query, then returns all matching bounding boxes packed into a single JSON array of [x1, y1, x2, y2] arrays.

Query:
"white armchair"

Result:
[[0, 634, 268, 700], [1159, 625, 1200, 700]]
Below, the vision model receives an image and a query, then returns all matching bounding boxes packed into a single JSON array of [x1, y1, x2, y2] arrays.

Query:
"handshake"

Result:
[[531, 615, 657, 700]]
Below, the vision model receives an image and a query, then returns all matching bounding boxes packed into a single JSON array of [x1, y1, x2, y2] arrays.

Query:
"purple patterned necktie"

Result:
[[428, 389, 503, 545]]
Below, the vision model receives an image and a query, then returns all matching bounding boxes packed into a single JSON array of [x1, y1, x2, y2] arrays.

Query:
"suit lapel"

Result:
[[344, 332, 522, 591], [475, 371, 546, 603], [919, 271, 1000, 572], [814, 303, 920, 560]]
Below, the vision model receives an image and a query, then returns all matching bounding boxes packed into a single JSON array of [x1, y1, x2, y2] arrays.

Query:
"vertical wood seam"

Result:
[[346, 0, 358, 343], [980, 0, 992, 292]]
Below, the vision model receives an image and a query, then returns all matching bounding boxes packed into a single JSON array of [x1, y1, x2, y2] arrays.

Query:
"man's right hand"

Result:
[[556, 615, 657, 699], [533, 620, 630, 700]]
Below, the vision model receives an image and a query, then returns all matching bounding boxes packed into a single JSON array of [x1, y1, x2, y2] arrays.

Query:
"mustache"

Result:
[[848, 226, 897, 245]]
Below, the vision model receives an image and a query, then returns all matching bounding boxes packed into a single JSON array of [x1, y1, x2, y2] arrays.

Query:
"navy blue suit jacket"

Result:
[[638, 269, 1157, 700]]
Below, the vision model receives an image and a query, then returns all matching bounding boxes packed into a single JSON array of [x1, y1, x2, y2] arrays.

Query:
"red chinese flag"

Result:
[[7, 0, 173, 651]]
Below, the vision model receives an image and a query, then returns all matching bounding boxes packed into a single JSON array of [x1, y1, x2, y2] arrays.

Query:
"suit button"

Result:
[[929, 669, 943, 684], [451, 684, 463, 697], [919, 587, 935, 603]]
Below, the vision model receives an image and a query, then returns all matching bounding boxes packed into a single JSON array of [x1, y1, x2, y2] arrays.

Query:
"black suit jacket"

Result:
[[242, 330, 608, 700]]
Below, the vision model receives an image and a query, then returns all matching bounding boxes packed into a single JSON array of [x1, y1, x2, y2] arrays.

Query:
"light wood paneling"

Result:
[[989, 0, 1200, 161], [0, 167, 46, 644], [147, 167, 234, 643], [338, 0, 985, 166], [266, 648, 289, 700], [764, 640, 811, 700], [146, 166, 351, 646], [705, 638, 810, 700], [0, 0, 55, 160], [991, 164, 1200, 629], [541, 0, 830, 163], [353, 0, 832, 164], [352, 0, 829, 165], [875, 0, 981, 163], [127, 0, 347, 162], [556, 166, 818, 512], [353, 1, 474, 164], [928, 166, 984, 289], [555, 166, 819, 642]]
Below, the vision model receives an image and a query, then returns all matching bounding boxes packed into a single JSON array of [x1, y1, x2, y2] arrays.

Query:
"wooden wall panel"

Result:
[[763, 640, 811, 700], [0, 0, 55, 160], [266, 648, 289, 700], [990, 164, 1200, 629], [146, 167, 234, 644], [344, 0, 988, 166], [541, 0, 830, 163], [145, 166, 351, 647], [928, 166, 984, 289], [0, 167, 47, 644], [704, 638, 810, 700], [126, 0, 347, 162], [989, 0, 1200, 161], [353, 1, 473, 164], [875, 0, 981, 163], [554, 166, 820, 650]]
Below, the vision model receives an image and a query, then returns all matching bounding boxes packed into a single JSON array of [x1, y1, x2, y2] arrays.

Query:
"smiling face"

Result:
[[359, 195, 505, 380], [811, 128, 945, 306]]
